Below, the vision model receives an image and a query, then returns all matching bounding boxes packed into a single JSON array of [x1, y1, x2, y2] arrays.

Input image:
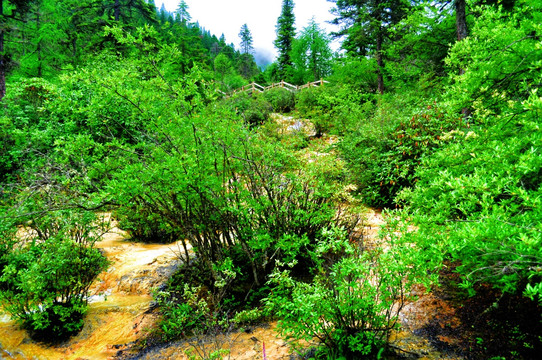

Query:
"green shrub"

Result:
[[330, 57, 378, 94], [228, 93, 272, 126], [0, 218, 17, 290], [395, 0, 542, 307], [339, 103, 464, 207], [0, 210, 109, 341], [262, 87, 296, 113], [295, 85, 371, 137], [398, 105, 542, 300], [155, 257, 239, 341], [155, 284, 212, 340], [115, 204, 181, 243], [0, 233, 108, 340], [265, 226, 422, 359]]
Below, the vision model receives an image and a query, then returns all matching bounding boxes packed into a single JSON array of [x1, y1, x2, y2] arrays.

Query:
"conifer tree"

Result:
[[106, 0, 155, 24], [239, 23, 253, 56], [158, 2, 167, 23], [330, 0, 410, 94], [291, 18, 333, 83], [274, 0, 296, 79], [239, 23, 255, 78], [176, 0, 190, 25]]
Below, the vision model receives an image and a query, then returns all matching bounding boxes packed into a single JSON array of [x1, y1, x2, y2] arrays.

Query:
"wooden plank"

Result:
[[227, 79, 329, 96]]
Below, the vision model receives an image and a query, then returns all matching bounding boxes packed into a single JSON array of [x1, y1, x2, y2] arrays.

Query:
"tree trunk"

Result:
[[36, 8, 42, 77], [455, 0, 468, 76], [376, 28, 384, 95], [0, 0, 6, 100], [114, 0, 121, 21], [455, 0, 468, 42], [455, 0, 471, 117]]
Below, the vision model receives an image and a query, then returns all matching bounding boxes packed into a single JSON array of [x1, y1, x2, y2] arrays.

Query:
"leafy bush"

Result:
[[155, 257, 239, 341], [339, 103, 464, 207], [227, 93, 272, 126], [156, 284, 214, 340], [398, 104, 542, 300], [222, 74, 247, 93], [115, 204, 181, 243], [0, 218, 17, 287], [110, 86, 351, 287], [265, 225, 423, 359], [262, 87, 296, 113], [394, 0, 542, 307], [0, 211, 109, 340], [0, 78, 58, 181], [295, 84, 371, 137], [445, 1, 542, 117], [330, 57, 378, 93]]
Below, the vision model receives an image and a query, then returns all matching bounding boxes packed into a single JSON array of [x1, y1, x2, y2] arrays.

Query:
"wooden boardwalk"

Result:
[[221, 79, 329, 97]]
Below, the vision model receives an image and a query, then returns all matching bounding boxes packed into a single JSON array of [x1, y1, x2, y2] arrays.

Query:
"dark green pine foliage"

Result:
[[330, 0, 411, 94], [274, 0, 296, 80], [239, 23, 255, 78], [105, 0, 156, 24], [0, 0, 35, 99], [56, 0, 109, 69], [17, 0, 76, 78]]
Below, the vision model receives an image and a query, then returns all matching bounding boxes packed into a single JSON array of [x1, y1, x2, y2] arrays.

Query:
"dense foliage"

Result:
[[1, 0, 541, 358]]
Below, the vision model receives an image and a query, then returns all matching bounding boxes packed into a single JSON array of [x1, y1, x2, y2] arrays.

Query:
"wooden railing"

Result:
[[222, 79, 329, 97]]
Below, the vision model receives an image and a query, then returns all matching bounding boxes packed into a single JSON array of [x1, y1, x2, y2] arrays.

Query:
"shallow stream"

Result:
[[0, 226, 184, 360], [0, 207, 465, 359]]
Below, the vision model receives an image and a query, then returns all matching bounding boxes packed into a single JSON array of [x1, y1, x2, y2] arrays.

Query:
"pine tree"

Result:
[[330, 0, 410, 94], [158, 3, 167, 23], [291, 18, 333, 83], [239, 23, 255, 78], [239, 23, 253, 55], [274, 0, 296, 79], [106, 0, 155, 24], [176, 0, 190, 25]]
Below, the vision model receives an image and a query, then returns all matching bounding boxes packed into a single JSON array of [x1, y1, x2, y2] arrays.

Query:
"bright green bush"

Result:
[[0, 219, 17, 288], [155, 257, 239, 341], [330, 57, 378, 93], [0, 78, 58, 181], [155, 284, 213, 340], [398, 105, 542, 298], [262, 87, 296, 113], [0, 211, 109, 340], [227, 93, 272, 126], [394, 0, 542, 306], [295, 84, 372, 137], [445, 1, 542, 117], [265, 225, 425, 359], [115, 204, 181, 244]]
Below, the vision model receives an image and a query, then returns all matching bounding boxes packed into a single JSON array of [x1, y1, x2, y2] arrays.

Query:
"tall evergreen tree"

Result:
[[239, 23, 255, 78], [291, 18, 333, 83], [239, 23, 253, 55], [158, 2, 167, 23], [105, 0, 155, 24], [274, 0, 296, 79], [176, 0, 190, 25], [330, 0, 410, 94]]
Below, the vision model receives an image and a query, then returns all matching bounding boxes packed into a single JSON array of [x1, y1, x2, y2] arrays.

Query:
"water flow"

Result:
[[0, 227, 185, 360]]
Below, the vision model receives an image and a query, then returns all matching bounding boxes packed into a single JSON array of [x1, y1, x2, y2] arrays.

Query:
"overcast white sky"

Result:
[[155, 0, 340, 64]]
